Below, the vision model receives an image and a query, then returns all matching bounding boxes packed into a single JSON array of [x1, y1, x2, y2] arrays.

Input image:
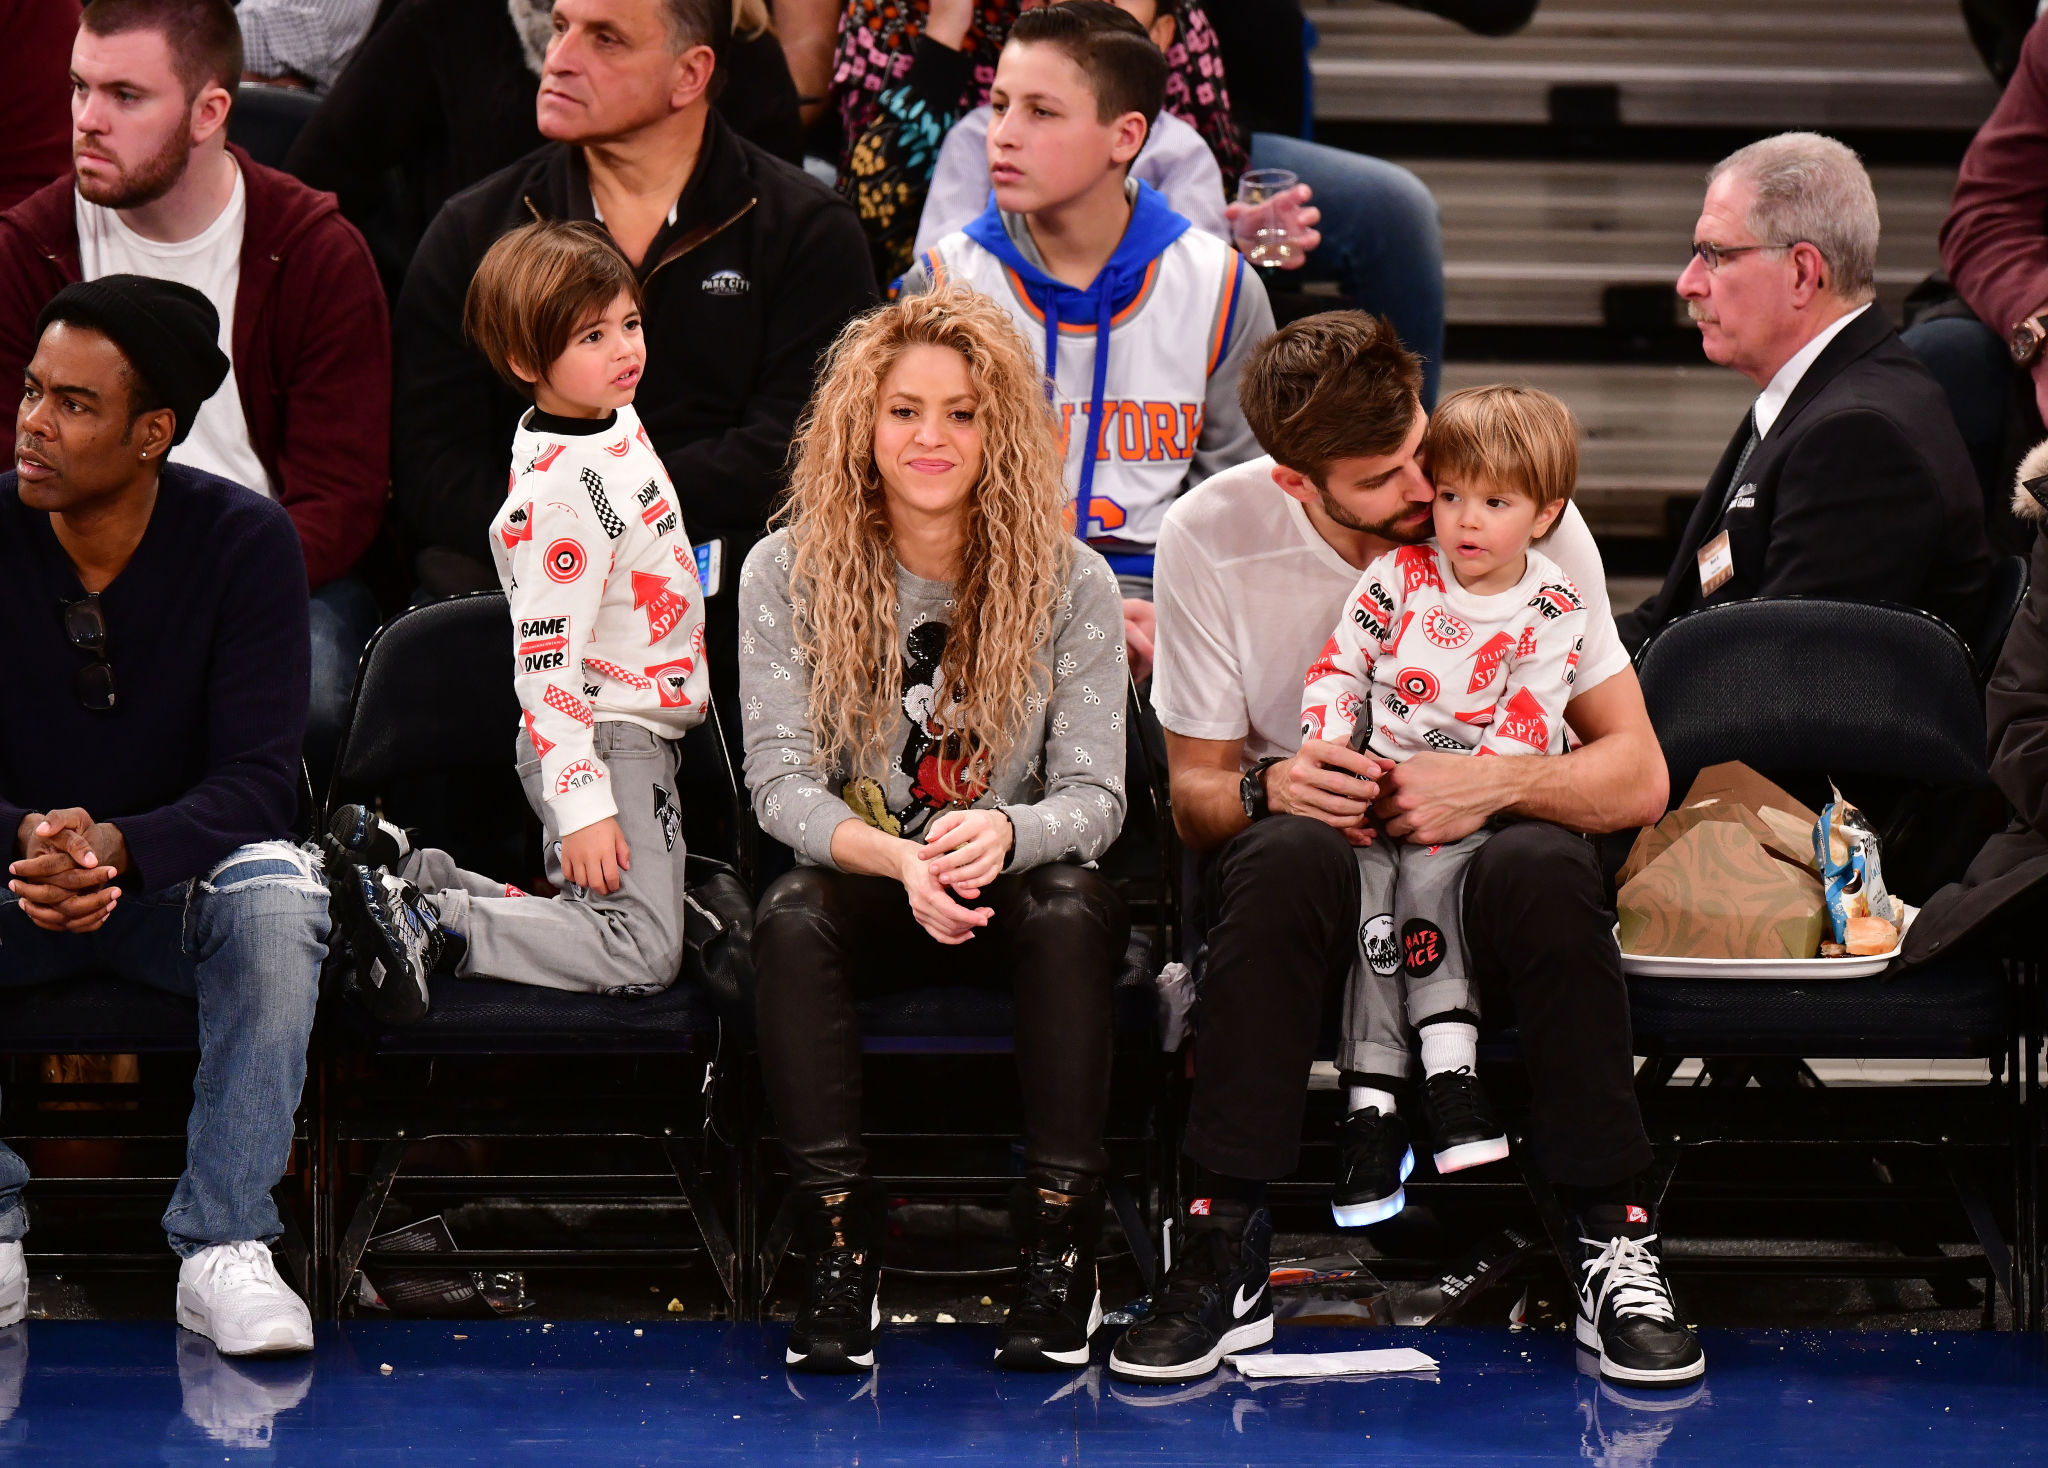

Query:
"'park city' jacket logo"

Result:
[[701, 269, 749, 296]]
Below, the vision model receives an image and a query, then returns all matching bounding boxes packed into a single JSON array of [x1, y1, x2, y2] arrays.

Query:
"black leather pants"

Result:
[[752, 863, 1130, 1196]]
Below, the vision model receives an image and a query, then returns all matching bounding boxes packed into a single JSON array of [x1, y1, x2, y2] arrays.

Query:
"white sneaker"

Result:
[[176, 1242, 313, 1356], [0, 1243, 23, 1328], [0, 1322, 24, 1425]]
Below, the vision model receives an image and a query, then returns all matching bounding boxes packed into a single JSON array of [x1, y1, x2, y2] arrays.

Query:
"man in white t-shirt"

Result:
[[0, 0, 390, 780], [1108, 312, 1705, 1393]]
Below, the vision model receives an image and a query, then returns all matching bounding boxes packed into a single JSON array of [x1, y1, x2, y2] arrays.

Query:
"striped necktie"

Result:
[[1717, 407, 1761, 520]]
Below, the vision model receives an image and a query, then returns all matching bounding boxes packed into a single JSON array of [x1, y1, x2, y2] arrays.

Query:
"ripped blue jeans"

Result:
[[0, 841, 327, 1258]]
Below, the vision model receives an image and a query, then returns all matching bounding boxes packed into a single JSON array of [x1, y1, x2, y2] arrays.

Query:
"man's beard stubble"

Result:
[[75, 113, 194, 211], [1319, 489, 1431, 545]]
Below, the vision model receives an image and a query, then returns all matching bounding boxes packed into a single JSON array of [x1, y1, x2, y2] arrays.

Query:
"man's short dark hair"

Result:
[[1009, 2, 1168, 126], [1239, 312, 1424, 483], [662, 0, 728, 59], [81, 0, 242, 100]]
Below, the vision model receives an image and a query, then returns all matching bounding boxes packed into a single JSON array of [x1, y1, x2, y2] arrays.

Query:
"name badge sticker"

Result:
[[1697, 529, 1735, 597]]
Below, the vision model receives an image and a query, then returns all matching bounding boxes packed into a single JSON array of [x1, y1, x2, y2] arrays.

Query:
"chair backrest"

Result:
[[228, 84, 320, 170], [328, 592, 742, 866], [1974, 552, 2030, 681], [1634, 597, 1991, 803]]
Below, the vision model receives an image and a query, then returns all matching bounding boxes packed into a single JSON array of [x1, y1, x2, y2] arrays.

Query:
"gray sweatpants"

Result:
[[1339, 830, 1489, 1081], [403, 721, 690, 994]]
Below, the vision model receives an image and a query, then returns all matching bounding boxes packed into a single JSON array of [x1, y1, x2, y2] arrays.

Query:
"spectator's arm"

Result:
[[913, 108, 995, 261], [268, 212, 389, 587], [1942, 16, 2048, 415], [735, 538, 863, 866], [1190, 258, 1274, 484], [0, 221, 58, 405], [506, 489, 616, 835], [996, 557, 1128, 870], [238, 0, 379, 90], [113, 509, 309, 891], [1751, 409, 1944, 602], [656, 201, 878, 541], [844, 34, 979, 285], [776, 0, 839, 125], [284, 0, 439, 218], [1988, 538, 2048, 835], [391, 203, 524, 565]]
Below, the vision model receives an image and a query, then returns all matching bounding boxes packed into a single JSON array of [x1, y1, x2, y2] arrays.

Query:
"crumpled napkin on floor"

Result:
[[1223, 1347, 1439, 1379]]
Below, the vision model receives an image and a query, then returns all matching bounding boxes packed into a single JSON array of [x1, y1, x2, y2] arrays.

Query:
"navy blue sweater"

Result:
[[0, 465, 310, 893]]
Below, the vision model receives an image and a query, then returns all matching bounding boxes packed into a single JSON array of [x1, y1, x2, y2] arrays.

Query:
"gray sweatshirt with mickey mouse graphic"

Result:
[[738, 528, 1129, 871]]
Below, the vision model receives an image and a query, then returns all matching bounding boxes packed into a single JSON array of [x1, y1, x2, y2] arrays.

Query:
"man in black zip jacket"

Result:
[[391, 0, 876, 716]]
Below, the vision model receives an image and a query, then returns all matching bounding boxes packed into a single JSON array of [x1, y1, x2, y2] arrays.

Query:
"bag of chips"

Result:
[[1813, 783, 1902, 955]]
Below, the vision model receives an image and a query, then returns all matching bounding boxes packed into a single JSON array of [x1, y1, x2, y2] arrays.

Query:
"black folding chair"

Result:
[[1629, 596, 2030, 1324], [317, 593, 747, 1317], [752, 678, 1177, 1315], [228, 85, 320, 170], [1974, 553, 2031, 683]]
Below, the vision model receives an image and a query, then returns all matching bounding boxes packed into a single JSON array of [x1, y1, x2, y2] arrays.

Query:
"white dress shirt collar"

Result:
[[1752, 302, 1871, 440]]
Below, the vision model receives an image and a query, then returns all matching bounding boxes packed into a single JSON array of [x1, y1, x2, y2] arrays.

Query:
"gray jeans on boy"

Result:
[[1339, 830, 1489, 1081], [404, 721, 690, 994]]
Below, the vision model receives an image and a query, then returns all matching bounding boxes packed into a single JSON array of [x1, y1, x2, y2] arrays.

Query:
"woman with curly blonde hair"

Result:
[[741, 286, 1130, 1376]]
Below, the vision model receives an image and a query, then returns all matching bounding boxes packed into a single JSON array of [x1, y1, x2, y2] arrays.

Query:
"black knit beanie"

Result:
[[34, 274, 231, 446]]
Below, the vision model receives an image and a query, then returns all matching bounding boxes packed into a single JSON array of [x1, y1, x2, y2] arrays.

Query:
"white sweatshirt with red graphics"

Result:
[[487, 403, 710, 836], [1300, 541, 1587, 763]]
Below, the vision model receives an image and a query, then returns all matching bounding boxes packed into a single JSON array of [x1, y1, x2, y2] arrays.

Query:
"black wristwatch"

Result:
[[2013, 313, 2048, 366], [1240, 757, 1284, 822]]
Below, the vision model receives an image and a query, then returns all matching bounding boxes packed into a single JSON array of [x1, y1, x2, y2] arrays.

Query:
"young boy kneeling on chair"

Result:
[[325, 222, 709, 1019]]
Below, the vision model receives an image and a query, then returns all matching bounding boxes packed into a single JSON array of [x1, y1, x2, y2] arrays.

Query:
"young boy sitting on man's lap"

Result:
[[1300, 386, 1588, 1227], [325, 221, 709, 1020]]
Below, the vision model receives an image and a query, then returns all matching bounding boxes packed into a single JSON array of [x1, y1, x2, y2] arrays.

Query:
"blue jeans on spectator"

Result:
[[0, 841, 327, 1257], [307, 576, 382, 787], [1249, 132, 1446, 407]]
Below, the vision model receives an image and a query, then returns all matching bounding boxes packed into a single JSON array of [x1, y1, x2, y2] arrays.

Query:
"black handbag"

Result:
[[682, 854, 755, 1023]]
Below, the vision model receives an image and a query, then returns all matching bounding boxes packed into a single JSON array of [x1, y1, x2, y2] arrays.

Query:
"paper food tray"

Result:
[[1614, 908, 1914, 981]]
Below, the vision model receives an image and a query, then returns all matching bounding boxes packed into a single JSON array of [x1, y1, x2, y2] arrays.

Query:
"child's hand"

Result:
[[561, 817, 631, 896]]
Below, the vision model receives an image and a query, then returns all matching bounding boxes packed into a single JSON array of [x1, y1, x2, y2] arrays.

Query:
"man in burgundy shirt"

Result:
[[1925, 15, 2048, 548], [0, 0, 388, 776]]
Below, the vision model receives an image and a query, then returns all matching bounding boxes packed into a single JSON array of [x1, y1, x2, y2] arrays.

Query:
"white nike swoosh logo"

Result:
[[1233, 1282, 1266, 1317]]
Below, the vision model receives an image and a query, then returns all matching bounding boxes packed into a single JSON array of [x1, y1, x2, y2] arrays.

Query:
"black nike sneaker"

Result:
[[997, 1179, 1104, 1370], [1574, 1204, 1705, 1387], [1108, 1201, 1272, 1383], [785, 1187, 885, 1374], [1420, 1066, 1511, 1174], [324, 805, 454, 1026], [1332, 1107, 1414, 1228]]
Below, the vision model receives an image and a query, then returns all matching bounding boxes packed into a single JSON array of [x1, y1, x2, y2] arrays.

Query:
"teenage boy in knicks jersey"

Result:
[[899, 1, 1272, 669]]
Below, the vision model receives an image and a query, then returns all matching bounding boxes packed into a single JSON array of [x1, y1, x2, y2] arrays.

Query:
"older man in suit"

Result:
[[1617, 132, 1992, 653]]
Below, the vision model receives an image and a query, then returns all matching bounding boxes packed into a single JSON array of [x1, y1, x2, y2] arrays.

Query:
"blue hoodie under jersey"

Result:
[[961, 180, 1198, 566]]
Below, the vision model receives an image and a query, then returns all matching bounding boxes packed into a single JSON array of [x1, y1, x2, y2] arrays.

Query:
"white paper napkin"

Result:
[[1223, 1347, 1438, 1379]]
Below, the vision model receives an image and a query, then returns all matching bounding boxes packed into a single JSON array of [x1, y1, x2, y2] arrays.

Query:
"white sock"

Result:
[[1347, 1085, 1398, 1117], [1419, 1021, 1479, 1077]]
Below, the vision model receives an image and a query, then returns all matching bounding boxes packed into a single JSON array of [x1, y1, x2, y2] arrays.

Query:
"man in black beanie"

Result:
[[0, 274, 323, 1355]]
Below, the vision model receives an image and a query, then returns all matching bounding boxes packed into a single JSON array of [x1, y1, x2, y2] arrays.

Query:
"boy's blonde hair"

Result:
[[463, 220, 642, 398], [1422, 385, 1580, 529]]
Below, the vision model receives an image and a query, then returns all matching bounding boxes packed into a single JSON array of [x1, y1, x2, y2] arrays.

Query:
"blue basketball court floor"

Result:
[[2, 1320, 2043, 1465]]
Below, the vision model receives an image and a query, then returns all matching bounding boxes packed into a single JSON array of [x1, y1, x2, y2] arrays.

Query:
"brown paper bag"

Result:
[[1617, 821, 1829, 959], [1678, 761, 1820, 829]]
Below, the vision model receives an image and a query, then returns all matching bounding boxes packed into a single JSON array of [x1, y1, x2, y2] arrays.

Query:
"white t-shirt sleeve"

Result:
[[1537, 502, 1630, 695], [1150, 506, 1251, 743]]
